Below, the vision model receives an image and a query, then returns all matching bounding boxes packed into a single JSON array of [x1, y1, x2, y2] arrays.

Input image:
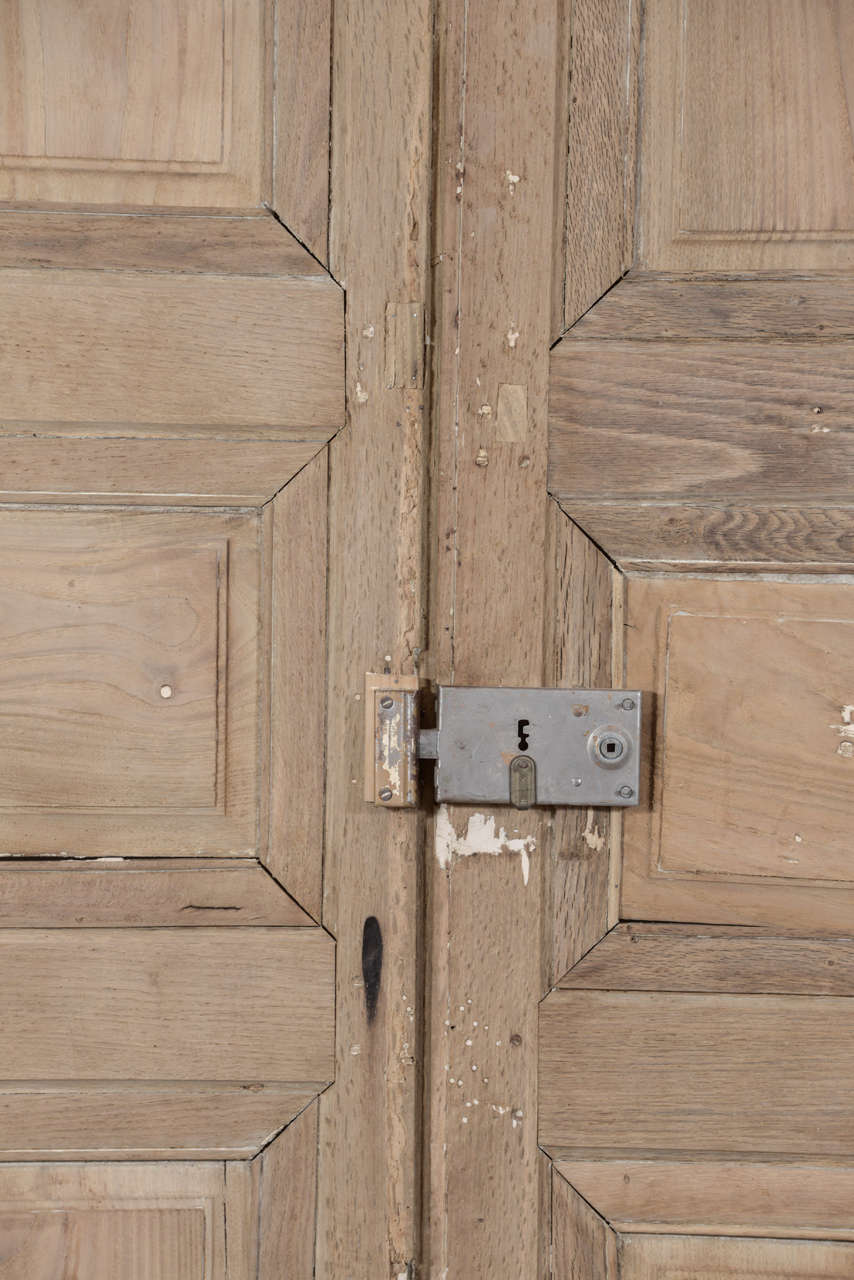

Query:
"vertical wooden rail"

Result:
[[317, 0, 433, 1273], [427, 0, 561, 1273]]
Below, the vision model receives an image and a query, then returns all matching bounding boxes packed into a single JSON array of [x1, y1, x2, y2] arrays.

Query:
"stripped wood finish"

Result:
[[619, 1234, 854, 1279], [426, 0, 569, 1270], [258, 1100, 319, 1278], [316, 0, 431, 1269], [551, 1166, 617, 1279], [557, 1160, 854, 1240]]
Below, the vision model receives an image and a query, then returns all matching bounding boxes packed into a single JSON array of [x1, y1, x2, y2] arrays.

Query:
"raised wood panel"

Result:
[[0, 268, 342, 434], [540, 988, 854, 1158], [0, 509, 258, 857], [0, 926, 333, 1081], [550, 338, 854, 503], [0, 438, 321, 505], [557, 1159, 854, 1239], [0, 859, 313, 928], [619, 1234, 854, 1279], [0, 1164, 237, 1279], [0, 1083, 313, 1162], [560, 925, 854, 996], [640, 0, 854, 270], [0, 211, 328, 275], [621, 577, 854, 928], [0, 0, 267, 209]]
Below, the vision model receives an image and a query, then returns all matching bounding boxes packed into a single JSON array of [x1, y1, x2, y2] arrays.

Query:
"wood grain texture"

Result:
[[0, 438, 322, 505], [0, 210, 327, 275], [0, 1163, 238, 1279], [259, 1100, 319, 1278], [0, 927, 333, 1082], [545, 505, 622, 983], [557, 1159, 854, 1239], [551, 1165, 617, 1280], [0, 508, 259, 857], [0, 1083, 314, 1161], [0, 859, 312, 928], [540, 988, 854, 1158], [316, 0, 431, 1270], [639, 0, 854, 270], [563, 501, 854, 571], [264, 452, 327, 921], [560, 0, 639, 332], [622, 576, 854, 929], [0, 0, 270, 209], [619, 1233, 854, 1279], [549, 338, 854, 503], [273, 0, 332, 261], [426, 0, 559, 1271], [572, 274, 854, 342], [0, 267, 342, 433], [561, 925, 854, 996]]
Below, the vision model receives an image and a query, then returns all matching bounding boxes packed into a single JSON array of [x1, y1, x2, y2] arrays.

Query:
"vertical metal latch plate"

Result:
[[364, 673, 419, 807]]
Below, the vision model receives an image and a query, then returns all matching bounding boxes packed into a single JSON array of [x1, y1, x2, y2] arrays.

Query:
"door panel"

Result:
[[545, 0, 854, 1274], [0, 0, 345, 1271]]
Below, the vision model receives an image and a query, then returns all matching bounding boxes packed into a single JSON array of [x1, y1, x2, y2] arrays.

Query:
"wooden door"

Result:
[[0, 0, 434, 1274], [538, 0, 854, 1274]]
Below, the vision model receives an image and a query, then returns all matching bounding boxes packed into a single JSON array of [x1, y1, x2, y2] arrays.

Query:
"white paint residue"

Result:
[[507, 328, 520, 348], [505, 169, 521, 194], [435, 806, 536, 885], [354, 381, 369, 404], [830, 705, 854, 741], [582, 809, 606, 853]]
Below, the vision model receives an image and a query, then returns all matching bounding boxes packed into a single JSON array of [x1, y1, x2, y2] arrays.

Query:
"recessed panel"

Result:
[[619, 1234, 854, 1279], [640, 0, 854, 268], [621, 578, 854, 927], [0, 539, 220, 811], [0, 0, 225, 164], [0, 509, 259, 856]]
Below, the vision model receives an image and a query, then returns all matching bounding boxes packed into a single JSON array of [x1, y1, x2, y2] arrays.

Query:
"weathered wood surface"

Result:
[[639, 0, 854, 271], [558, 1159, 854, 1239], [545, 506, 622, 983], [0, 928, 333, 1082], [259, 1101, 319, 1278], [0, 1083, 313, 1162], [551, 1165, 617, 1279], [561, 924, 854, 996], [540, 988, 854, 1158], [317, 0, 431, 1270], [426, 0, 564, 1272], [0, 859, 311, 928], [621, 576, 854, 930], [558, 0, 638, 333], [619, 1234, 854, 1278], [263, 453, 328, 920], [0, 267, 342, 434]]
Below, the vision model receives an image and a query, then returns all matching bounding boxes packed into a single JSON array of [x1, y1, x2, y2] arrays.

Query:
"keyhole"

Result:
[[517, 718, 530, 751]]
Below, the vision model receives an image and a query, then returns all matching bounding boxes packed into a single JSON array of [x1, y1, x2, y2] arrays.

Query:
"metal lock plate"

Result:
[[424, 687, 641, 807]]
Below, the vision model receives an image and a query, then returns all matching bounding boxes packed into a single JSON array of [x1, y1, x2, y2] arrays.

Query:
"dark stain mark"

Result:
[[181, 904, 241, 911], [362, 916, 383, 1024]]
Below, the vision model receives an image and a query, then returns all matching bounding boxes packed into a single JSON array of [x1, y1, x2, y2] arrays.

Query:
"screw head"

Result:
[[617, 785, 634, 799], [619, 697, 636, 711], [516, 758, 531, 769], [571, 777, 582, 787], [379, 695, 394, 710], [379, 787, 393, 802]]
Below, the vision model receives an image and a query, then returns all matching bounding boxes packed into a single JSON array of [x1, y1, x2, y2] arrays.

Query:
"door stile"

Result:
[[317, 0, 433, 1272]]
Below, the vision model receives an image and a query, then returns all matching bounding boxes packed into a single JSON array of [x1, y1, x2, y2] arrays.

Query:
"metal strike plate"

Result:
[[365, 673, 419, 807], [423, 687, 641, 807]]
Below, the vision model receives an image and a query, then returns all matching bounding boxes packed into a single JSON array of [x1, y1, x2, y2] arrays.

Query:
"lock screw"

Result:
[[379, 787, 393, 802], [617, 785, 634, 799], [380, 696, 394, 710], [619, 697, 636, 711], [517, 758, 531, 770]]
